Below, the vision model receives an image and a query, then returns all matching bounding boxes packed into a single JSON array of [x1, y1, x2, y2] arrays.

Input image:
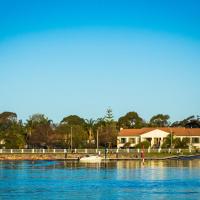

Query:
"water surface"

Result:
[[0, 160, 200, 200]]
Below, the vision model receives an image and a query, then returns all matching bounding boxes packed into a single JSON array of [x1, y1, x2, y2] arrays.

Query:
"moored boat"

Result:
[[79, 155, 102, 162]]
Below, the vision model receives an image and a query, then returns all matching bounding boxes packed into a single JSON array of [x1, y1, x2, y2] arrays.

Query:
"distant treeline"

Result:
[[0, 109, 199, 149]]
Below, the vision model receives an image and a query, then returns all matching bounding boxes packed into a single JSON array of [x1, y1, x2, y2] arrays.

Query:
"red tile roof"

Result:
[[119, 128, 200, 137]]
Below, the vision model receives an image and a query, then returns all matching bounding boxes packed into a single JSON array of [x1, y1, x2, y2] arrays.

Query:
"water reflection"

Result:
[[0, 160, 200, 200], [0, 159, 200, 170], [116, 159, 200, 169]]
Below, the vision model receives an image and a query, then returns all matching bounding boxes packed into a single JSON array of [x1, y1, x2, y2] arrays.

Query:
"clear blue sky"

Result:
[[0, 0, 200, 123]]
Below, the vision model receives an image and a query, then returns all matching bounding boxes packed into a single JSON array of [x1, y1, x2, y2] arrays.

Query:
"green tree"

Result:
[[26, 113, 51, 135], [171, 115, 200, 128], [0, 112, 17, 131], [149, 114, 170, 127], [61, 115, 86, 127], [0, 112, 17, 123], [55, 115, 88, 149], [161, 134, 190, 149], [53, 123, 70, 148], [161, 133, 174, 148], [3, 121, 26, 148], [95, 109, 118, 148], [54, 123, 88, 149], [105, 108, 114, 123], [70, 125, 88, 148], [85, 118, 96, 146], [173, 137, 190, 149], [26, 114, 53, 148], [0, 112, 26, 148], [98, 122, 118, 148], [118, 111, 145, 129]]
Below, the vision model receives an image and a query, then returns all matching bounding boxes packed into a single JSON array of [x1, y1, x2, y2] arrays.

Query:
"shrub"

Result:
[[123, 142, 131, 148], [134, 141, 150, 149], [174, 137, 189, 149]]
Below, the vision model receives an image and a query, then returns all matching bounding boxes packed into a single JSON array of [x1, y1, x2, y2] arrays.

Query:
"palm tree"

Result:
[[85, 118, 96, 146]]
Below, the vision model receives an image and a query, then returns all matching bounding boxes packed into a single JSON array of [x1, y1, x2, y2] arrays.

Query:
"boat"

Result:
[[79, 155, 102, 163]]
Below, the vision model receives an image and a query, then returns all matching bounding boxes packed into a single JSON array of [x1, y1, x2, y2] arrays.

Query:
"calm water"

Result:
[[0, 159, 200, 200]]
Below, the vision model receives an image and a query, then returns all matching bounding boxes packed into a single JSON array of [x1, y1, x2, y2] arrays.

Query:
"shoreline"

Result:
[[0, 153, 199, 161]]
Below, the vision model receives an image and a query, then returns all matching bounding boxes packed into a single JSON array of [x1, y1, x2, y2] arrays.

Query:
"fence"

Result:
[[0, 148, 197, 154]]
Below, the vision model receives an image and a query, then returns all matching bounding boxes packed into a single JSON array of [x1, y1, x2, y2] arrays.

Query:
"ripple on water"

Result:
[[0, 160, 200, 200]]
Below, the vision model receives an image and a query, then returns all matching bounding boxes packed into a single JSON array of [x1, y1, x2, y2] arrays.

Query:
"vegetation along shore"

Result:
[[0, 109, 200, 159]]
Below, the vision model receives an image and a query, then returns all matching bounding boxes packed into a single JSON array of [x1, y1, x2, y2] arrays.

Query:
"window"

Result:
[[121, 138, 126, 143], [192, 138, 199, 144], [129, 138, 136, 144]]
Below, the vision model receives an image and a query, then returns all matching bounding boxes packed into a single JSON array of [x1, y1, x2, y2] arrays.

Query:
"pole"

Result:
[[97, 129, 99, 150], [189, 127, 192, 152], [71, 126, 73, 151], [104, 144, 107, 160], [142, 144, 145, 165], [170, 129, 172, 149]]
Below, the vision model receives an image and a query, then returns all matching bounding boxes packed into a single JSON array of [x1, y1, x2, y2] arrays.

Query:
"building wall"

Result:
[[175, 136, 200, 148], [117, 135, 200, 148], [117, 136, 139, 148]]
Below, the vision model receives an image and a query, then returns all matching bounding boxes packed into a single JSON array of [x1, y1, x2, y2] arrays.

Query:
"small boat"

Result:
[[79, 155, 102, 163]]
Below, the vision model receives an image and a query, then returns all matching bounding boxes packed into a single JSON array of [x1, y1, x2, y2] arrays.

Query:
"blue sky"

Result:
[[0, 0, 200, 123]]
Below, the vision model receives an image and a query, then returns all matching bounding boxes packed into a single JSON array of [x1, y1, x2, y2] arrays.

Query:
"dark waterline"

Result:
[[0, 160, 200, 200]]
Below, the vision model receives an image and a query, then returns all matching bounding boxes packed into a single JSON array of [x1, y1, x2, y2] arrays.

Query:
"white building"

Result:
[[117, 127, 200, 148]]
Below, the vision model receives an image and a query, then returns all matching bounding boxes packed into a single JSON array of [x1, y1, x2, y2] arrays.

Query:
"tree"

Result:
[[161, 133, 174, 148], [54, 123, 88, 149], [161, 134, 190, 149], [173, 138, 190, 149], [171, 115, 200, 128], [0, 112, 26, 148], [118, 111, 145, 129], [0, 112, 17, 131], [70, 125, 88, 148], [98, 123, 118, 148], [105, 108, 114, 123], [0, 112, 17, 123], [26, 114, 53, 148], [53, 124, 71, 148], [95, 109, 118, 148], [53, 115, 89, 149], [61, 115, 86, 127], [85, 118, 96, 146], [94, 118, 106, 133], [149, 114, 170, 127], [2, 123, 26, 149], [27, 123, 54, 148], [26, 113, 52, 135], [57, 115, 88, 148]]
